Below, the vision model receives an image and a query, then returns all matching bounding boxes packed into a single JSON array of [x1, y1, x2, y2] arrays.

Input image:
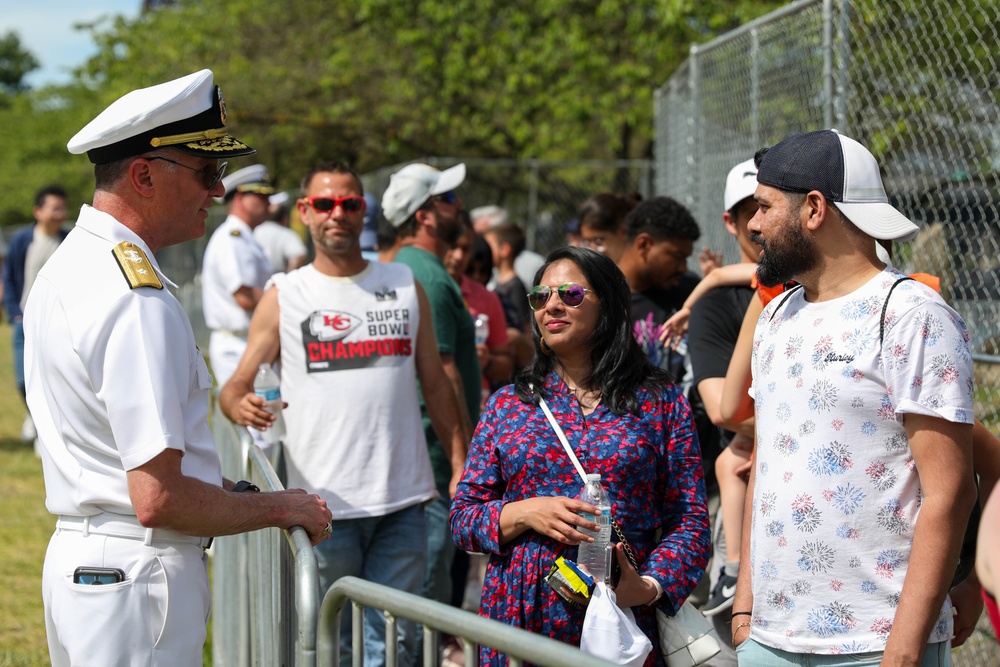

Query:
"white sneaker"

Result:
[[20, 413, 36, 442]]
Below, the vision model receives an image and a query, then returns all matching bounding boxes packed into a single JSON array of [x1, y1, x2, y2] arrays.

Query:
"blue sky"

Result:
[[1, 0, 142, 87]]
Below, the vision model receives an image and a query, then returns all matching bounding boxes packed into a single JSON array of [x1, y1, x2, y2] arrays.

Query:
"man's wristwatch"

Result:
[[232, 480, 261, 493]]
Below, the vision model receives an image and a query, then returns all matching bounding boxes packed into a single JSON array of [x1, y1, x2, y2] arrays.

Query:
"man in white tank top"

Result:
[[220, 161, 467, 667]]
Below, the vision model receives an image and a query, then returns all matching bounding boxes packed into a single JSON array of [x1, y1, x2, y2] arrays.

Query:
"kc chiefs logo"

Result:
[[308, 310, 361, 342]]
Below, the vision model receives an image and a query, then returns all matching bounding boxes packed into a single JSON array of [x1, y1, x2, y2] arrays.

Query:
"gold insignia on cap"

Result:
[[112, 241, 163, 290], [183, 135, 251, 153], [149, 127, 231, 148], [230, 229, 241, 236], [218, 87, 227, 124]]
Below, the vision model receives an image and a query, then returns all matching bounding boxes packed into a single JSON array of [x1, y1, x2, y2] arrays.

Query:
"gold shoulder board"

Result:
[[112, 241, 163, 290], [230, 229, 241, 236]]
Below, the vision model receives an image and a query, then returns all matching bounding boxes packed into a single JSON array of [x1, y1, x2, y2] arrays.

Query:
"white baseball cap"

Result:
[[723, 158, 758, 213], [68, 69, 254, 165], [381, 163, 466, 227], [755, 129, 920, 242]]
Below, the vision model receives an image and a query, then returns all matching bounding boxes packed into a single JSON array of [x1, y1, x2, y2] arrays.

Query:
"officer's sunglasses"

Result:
[[145, 156, 228, 191], [527, 283, 594, 311], [303, 196, 366, 213]]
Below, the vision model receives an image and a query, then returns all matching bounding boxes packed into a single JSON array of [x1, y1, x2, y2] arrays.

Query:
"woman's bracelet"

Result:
[[733, 622, 751, 633], [731, 611, 752, 617]]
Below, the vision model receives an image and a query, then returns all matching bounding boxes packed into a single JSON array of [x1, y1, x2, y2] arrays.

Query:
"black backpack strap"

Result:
[[879, 276, 914, 345], [768, 283, 804, 322]]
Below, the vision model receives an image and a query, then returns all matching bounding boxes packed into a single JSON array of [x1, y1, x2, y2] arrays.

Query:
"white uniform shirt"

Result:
[[201, 214, 273, 331], [253, 220, 307, 273], [24, 205, 222, 517], [748, 269, 973, 653]]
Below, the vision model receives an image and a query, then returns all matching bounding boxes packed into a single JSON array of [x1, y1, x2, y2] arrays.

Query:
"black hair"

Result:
[[513, 246, 673, 415], [624, 196, 700, 242], [299, 160, 363, 196], [376, 215, 399, 251], [467, 233, 494, 277], [34, 184, 67, 208]]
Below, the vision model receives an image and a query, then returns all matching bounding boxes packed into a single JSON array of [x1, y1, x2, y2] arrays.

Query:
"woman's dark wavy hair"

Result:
[[513, 246, 673, 415]]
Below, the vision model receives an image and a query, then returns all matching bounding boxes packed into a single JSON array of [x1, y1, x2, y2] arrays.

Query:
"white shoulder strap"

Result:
[[538, 395, 589, 485]]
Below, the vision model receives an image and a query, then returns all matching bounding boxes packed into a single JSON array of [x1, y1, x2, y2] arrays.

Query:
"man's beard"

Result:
[[435, 213, 463, 248], [751, 221, 818, 287]]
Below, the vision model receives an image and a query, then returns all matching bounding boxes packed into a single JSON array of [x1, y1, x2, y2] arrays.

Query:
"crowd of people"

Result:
[[8, 68, 1000, 667]]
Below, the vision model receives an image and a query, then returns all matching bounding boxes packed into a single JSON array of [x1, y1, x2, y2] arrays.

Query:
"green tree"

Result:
[[0, 31, 40, 94], [74, 0, 784, 181]]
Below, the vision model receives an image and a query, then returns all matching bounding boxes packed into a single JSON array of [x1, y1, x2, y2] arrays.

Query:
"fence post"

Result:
[[688, 45, 700, 218], [527, 158, 540, 251], [835, 0, 851, 132], [822, 0, 835, 129]]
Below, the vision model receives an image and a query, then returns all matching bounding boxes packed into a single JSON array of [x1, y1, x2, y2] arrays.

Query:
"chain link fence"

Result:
[[655, 0, 999, 663]]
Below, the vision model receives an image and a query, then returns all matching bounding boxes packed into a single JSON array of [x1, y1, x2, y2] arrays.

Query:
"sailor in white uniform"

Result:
[[202, 164, 275, 387], [26, 69, 332, 667]]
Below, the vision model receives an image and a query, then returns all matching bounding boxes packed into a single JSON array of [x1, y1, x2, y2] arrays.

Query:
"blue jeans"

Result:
[[315, 503, 427, 667], [423, 496, 455, 605], [735, 637, 950, 666], [13, 320, 25, 399]]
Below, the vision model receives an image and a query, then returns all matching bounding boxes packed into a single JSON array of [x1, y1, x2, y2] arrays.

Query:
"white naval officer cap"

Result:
[[67, 69, 256, 165], [381, 163, 466, 227], [220, 164, 276, 202]]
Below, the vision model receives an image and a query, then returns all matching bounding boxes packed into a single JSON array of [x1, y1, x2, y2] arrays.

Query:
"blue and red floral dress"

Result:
[[451, 372, 711, 667]]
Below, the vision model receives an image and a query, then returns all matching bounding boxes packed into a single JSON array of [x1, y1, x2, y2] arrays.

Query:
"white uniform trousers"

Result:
[[208, 329, 248, 389], [43, 525, 210, 667]]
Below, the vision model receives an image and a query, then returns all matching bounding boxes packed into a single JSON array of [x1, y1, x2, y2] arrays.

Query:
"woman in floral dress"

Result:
[[451, 246, 711, 666]]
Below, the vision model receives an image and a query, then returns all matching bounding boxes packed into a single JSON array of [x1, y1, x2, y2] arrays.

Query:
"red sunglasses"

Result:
[[302, 196, 366, 213]]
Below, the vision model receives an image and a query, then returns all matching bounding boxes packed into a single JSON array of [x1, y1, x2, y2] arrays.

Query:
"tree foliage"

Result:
[[0, 0, 784, 226], [0, 32, 40, 94]]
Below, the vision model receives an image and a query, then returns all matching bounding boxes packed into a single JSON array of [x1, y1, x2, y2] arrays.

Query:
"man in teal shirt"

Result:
[[382, 163, 481, 608]]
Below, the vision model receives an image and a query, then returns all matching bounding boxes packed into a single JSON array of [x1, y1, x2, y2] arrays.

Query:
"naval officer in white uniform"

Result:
[[25, 69, 333, 667], [202, 164, 276, 387]]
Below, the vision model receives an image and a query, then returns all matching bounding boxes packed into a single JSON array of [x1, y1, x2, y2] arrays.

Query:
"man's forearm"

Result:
[[426, 359, 470, 474], [883, 491, 976, 664]]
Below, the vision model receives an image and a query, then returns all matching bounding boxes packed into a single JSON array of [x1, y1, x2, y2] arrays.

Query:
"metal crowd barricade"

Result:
[[211, 404, 321, 667], [319, 576, 617, 667], [211, 405, 615, 667]]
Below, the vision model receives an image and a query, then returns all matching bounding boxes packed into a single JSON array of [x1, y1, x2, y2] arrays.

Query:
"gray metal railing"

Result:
[[211, 408, 321, 667], [211, 407, 621, 667], [319, 576, 617, 667]]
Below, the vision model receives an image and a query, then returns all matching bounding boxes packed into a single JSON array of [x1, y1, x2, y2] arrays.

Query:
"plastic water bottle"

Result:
[[253, 364, 285, 447], [474, 313, 490, 345], [577, 473, 613, 585]]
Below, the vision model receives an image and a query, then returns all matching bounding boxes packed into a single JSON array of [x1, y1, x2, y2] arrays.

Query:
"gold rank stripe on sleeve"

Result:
[[112, 241, 164, 290]]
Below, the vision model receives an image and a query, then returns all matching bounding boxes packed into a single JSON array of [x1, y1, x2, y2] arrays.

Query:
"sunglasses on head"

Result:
[[303, 195, 366, 213], [527, 283, 593, 311]]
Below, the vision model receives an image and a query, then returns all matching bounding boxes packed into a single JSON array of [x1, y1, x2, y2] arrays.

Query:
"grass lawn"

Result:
[[0, 321, 50, 666]]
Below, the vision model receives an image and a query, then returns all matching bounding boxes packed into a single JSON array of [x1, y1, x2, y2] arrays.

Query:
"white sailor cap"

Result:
[[67, 69, 255, 165], [221, 164, 275, 201]]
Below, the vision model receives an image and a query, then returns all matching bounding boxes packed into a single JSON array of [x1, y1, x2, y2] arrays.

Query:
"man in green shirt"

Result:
[[382, 163, 481, 608]]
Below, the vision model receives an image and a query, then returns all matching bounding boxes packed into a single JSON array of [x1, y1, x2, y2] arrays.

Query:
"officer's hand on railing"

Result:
[[273, 488, 333, 546]]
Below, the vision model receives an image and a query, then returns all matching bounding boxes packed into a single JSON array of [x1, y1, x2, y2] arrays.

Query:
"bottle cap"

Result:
[[586, 473, 601, 482]]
